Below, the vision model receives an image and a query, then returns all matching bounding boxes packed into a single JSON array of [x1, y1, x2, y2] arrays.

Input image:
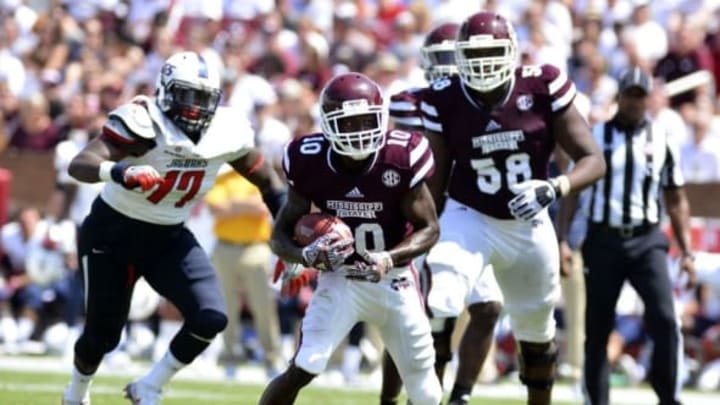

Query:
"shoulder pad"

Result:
[[108, 101, 155, 140]]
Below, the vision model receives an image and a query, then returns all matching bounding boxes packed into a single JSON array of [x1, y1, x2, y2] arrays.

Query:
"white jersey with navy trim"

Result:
[[101, 99, 254, 225]]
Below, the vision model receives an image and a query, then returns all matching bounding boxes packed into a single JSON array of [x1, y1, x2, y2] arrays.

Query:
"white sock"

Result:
[[63, 326, 82, 364], [152, 320, 182, 362], [280, 334, 296, 363], [65, 365, 93, 401], [0, 316, 18, 344], [139, 350, 186, 390], [200, 335, 223, 364], [341, 345, 362, 381], [16, 317, 34, 341]]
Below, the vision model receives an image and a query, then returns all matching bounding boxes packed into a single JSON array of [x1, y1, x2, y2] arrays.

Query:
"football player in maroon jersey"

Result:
[[383, 22, 504, 405], [259, 72, 443, 405], [420, 11, 605, 405]]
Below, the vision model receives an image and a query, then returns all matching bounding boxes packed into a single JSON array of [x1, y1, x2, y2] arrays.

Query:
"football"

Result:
[[294, 212, 353, 246]]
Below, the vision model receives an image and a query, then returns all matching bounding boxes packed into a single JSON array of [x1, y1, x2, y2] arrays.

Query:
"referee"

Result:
[[557, 67, 696, 405]]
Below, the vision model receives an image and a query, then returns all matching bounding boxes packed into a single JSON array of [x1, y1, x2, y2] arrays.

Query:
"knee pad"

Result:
[[518, 340, 558, 390], [75, 328, 124, 365], [431, 317, 456, 364], [186, 308, 228, 339]]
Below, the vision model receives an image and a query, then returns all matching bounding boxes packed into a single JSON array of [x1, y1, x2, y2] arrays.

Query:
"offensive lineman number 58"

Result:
[[471, 153, 531, 194]]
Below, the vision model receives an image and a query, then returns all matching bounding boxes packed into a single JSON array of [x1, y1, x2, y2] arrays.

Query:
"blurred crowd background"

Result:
[[1, 0, 720, 397]]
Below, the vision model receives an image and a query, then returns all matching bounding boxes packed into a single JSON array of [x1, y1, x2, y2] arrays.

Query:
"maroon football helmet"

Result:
[[319, 72, 387, 160], [456, 11, 518, 92], [420, 23, 460, 81]]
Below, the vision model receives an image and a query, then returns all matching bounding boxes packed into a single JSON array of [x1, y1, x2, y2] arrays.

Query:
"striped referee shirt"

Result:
[[585, 118, 684, 227]]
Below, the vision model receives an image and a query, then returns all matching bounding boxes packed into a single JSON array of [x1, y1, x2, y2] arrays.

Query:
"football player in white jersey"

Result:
[[60, 51, 286, 405]]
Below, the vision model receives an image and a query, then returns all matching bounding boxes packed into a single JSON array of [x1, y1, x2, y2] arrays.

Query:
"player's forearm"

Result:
[[269, 229, 305, 266], [565, 154, 605, 194], [68, 151, 108, 183], [387, 223, 439, 266]]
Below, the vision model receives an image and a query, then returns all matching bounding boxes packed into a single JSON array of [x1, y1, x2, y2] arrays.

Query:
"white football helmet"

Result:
[[155, 51, 222, 137], [455, 11, 518, 92], [319, 72, 387, 160]]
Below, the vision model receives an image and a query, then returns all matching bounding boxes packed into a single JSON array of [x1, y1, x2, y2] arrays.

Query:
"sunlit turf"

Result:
[[0, 369, 564, 405]]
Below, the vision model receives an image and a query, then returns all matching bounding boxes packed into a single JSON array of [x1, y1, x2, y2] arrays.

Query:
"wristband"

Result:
[[550, 175, 571, 197], [109, 161, 131, 184], [98, 161, 115, 182], [378, 251, 394, 269]]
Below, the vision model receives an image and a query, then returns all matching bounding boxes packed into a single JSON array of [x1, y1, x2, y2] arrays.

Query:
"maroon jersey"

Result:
[[389, 86, 428, 131], [283, 130, 434, 262], [421, 64, 576, 219]]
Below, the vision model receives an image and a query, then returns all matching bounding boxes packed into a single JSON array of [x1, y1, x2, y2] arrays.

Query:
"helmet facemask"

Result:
[[321, 99, 387, 161], [159, 79, 221, 138], [421, 41, 458, 82], [456, 36, 517, 92]]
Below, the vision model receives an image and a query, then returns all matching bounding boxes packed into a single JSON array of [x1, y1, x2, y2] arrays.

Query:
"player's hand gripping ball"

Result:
[[294, 213, 354, 271]]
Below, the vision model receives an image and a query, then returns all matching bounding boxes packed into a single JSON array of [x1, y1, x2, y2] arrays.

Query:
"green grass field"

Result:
[[0, 369, 564, 405]]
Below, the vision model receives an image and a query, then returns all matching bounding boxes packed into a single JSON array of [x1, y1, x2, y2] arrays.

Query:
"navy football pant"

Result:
[[74, 198, 227, 366]]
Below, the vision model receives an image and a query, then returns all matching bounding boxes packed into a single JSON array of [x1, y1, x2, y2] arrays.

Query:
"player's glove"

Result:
[[110, 162, 164, 191], [508, 178, 564, 221], [273, 259, 317, 297], [301, 233, 354, 271], [346, 251, 394, 283]]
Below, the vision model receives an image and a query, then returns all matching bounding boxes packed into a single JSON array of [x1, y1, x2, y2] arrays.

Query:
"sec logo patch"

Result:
[[517, 94, 533, 111], [382, 169, 400, 187]]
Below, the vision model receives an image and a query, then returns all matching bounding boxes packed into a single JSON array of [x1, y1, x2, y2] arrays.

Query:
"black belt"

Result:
[[588, 222, 657, 239]]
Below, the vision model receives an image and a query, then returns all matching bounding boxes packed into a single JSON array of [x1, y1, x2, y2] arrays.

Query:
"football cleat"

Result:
[[124, 381, 162, 405]]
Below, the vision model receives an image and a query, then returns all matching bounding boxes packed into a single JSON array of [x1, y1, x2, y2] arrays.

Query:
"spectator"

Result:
[[205, 167, 284, 377], [680, 98, 720, 182], [648, 79, 689, 149], [24, 189, 84, 358], [0, 20, 26, 97], [8, 93, 61, 152], [654, 19, 714, 109], [575, 52, 618, 125], [252, 94, 292, 180], [0, 206, 41, 353], [621, 0, 668, 70]]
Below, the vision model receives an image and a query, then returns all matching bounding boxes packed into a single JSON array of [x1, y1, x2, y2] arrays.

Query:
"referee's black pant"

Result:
[[581, 224, 681, 405]]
